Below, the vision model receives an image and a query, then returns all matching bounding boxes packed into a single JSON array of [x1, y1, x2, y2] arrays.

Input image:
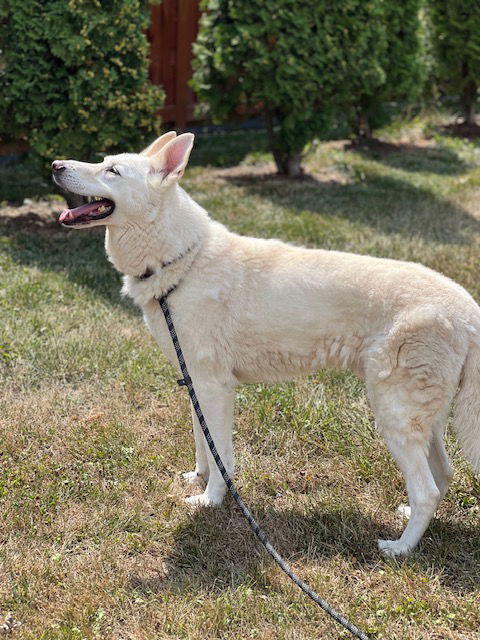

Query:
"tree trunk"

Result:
[[461, 62, 477, 125], [356, 111, 372, 139], [462, 79, 477, 125], [264, 109, 304, 178], [272, 148, 304, 177]]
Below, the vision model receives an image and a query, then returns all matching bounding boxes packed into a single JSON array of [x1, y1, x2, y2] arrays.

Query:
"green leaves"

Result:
[[0, 0, 164, 162], [428, 0, 480, 123], [192, 0, 425, 173]]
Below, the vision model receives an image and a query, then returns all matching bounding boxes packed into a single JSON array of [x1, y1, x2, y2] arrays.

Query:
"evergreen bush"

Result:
[[428, 0, 480, 125], [192, 0, 389, 176], [0, 0, 164, 164], [350, 0, 425, 137]]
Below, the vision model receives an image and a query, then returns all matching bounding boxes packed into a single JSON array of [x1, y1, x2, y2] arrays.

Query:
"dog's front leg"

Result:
[[184, 381, 235, 508], [182, 403, 210, 488]]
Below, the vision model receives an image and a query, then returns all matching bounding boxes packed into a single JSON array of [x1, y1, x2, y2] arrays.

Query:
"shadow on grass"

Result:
[[130, 502, 384, 593], [0, 155, 52, 203], [0, 215, 132, 311], [420, 517, 480, 591], [190, 129, 269, 168], [344, 138, 470, 176], [129, 500, 479, 596], [222, 170, 479, 245], [439, 122, 480, 141]]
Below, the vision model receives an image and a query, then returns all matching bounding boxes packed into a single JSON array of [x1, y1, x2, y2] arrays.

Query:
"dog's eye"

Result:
[[107, 166, 120, 176]]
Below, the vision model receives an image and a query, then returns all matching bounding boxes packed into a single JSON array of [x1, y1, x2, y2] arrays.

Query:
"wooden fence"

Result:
[[148, 0, 201, 130]]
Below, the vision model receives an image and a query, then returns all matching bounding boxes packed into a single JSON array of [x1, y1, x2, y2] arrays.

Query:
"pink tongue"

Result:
[[59, 209, 74, 222], [58, 200, 106, 223]]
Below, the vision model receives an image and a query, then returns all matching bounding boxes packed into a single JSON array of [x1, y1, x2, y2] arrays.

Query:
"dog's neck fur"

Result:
[[105, 185, 209, 291]]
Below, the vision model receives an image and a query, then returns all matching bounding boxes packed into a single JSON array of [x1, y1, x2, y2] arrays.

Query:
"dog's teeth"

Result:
[[98, 206, 106, 213]]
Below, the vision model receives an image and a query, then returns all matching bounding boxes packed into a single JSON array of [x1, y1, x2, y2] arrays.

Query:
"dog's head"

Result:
[[52, 131, 194, 228]]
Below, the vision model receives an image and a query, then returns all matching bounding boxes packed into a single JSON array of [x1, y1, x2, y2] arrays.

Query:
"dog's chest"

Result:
[[141, 298, 179, 365], [120, 274, 176, 362]]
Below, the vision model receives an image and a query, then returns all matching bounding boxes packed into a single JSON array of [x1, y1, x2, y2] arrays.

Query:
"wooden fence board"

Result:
[[148, 0, 201, 129]]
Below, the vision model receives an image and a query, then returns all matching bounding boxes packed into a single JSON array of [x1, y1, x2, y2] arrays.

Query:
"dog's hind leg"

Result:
[[427, 419, 454, 501], [367, 315, 464, 555], [397, 415, 453, 520], [377, 423, 442, 557], [184, 382, 235, 508]]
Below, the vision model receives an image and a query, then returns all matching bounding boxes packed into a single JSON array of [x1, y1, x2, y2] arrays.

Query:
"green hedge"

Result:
[[0, 0, 164, 164], [192, 0, 425, 175]]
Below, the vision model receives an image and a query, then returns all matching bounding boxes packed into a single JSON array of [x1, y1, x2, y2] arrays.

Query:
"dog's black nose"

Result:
[[51, 160, 66, 173]]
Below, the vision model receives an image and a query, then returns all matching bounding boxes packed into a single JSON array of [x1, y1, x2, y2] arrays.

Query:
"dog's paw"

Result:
[[184, 491, 223, 508], [396, 504, 411, 519], [182, 471, 207, 489], [378, 538, 411, 558]]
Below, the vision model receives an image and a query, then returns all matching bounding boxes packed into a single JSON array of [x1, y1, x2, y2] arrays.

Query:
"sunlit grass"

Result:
[[0, 117, 479, 639]]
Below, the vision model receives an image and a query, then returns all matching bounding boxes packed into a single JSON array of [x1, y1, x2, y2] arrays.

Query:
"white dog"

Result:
[[52, 131, 480, 557]]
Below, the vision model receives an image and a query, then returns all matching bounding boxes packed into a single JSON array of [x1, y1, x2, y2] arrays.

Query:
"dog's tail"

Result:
[[454, 339, 480, 472]]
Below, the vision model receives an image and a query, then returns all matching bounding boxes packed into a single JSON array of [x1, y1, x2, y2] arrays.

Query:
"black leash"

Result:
[[158, 294, 372, 640]]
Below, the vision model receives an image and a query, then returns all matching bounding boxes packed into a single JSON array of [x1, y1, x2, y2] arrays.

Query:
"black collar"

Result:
[[136, 242, 198, 282]]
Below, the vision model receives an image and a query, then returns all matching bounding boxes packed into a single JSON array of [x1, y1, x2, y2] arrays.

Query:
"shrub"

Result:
[[428, 0, 480, 124], [192, 0, 389, 176], [0, 0, 164, 164], [349, 0, 426, 137]]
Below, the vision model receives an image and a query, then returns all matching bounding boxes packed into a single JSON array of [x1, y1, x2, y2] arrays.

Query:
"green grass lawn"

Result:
[[0, 116, 479, 639]]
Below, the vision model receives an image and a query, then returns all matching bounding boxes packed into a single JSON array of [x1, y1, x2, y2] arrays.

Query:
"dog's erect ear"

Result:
[[150, 132, 195, 184], [140, 131, 177, 157]]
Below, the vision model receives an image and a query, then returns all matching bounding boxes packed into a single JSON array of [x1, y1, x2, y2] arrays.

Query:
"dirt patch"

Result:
[[206, 161, 353, 185], [199, 135, 442, 186], [0, 197, 67, 235], [345, 136, 435, 156], [441, 121, 480, 139]]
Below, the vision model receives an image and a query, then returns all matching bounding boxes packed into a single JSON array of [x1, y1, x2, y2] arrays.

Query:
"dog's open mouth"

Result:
[[59, 197, 115, 226]]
